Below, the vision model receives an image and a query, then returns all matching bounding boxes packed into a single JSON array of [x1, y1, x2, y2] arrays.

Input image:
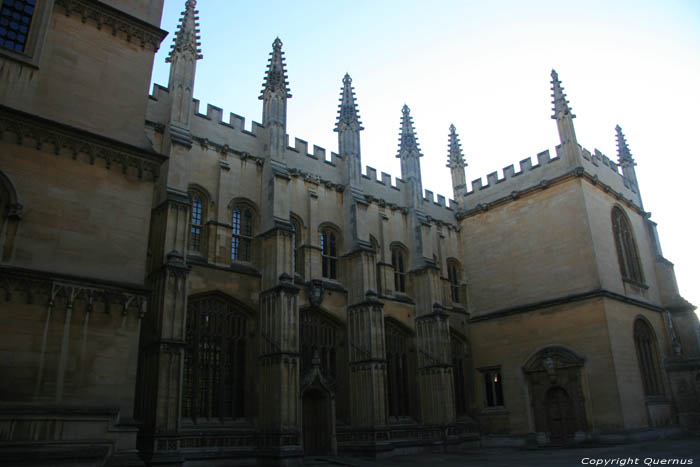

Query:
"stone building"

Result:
[[0, 1, 698, 466]]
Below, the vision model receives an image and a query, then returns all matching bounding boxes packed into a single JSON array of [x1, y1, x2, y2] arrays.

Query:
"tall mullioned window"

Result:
[[0, 0, 35, 53], [385, 320, 411, 418], [321, 229, 338, 279], [634, 319, 663, 397], [447, 259, 461, 303], [231, 206, 253, 261], [391, 245, 406, 293], [182, 296, 247, 421], [612, 207, 644, 284], [190, 196, 203, 252]]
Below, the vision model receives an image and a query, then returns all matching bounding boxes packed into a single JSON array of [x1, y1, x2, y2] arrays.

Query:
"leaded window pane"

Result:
[[0, 0, 35, 53], [182, 296, 247, 421]]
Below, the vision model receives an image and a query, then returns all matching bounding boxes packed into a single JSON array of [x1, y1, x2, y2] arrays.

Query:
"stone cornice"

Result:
[[457, 167, 646, 221], [0, 104, 166, 180], [54, 0, 168, 51], [469, 288, 664, 323], [0, 265, 149, 316]]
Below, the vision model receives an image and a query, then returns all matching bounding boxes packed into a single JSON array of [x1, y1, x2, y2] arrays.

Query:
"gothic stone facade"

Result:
[[1, 1, 698, 466]]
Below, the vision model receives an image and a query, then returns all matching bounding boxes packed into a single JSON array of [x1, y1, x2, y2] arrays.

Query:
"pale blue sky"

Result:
[[150, 0, 700, 311]]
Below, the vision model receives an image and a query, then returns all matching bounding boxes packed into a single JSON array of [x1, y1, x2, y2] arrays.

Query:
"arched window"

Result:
[[451, 332, 468, 416], [634, 319, 663, 397], [231, 205, 253, 262], [385, 319, 411, 419], [190, 196, 204, 252], [182, 295, 248, 421], [291, 217, 302, 276], [612, 207, 644, 284], [391, 244, 407, 293], [301, 308, 339, 383], [320, 228, 338, 279], [447, 259, 461, 304]]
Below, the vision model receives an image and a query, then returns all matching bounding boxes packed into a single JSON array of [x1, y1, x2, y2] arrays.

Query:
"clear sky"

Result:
[[150, 0, 700, 313]]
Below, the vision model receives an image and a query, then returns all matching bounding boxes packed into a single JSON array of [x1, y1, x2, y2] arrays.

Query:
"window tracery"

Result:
[[231, 205, 253, 262], [391, 244, 407, 293], [634, 318, 663, 397], [386, 319, 411, 418], [612, 207, 644, 284], [182, 295, 247, 421], [320, 228, 338, 279]]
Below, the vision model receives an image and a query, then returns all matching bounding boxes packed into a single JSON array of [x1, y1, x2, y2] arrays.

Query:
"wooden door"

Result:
[[545, 386, 576, 444], [302, 388, 331, 455]]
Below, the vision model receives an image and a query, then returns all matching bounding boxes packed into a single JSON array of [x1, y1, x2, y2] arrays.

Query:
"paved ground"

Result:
[[304, 437, 700, 467]]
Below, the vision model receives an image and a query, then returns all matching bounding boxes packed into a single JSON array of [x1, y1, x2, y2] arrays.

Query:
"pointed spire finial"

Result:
[[615, 125, 635, 167], [551, 69, 575, 120], [397, 104, 422, 158], [447, 124, 466, 169], [166, 0, 203, 63], [260, 37, 291, 99], [335, 73, 363, 132]]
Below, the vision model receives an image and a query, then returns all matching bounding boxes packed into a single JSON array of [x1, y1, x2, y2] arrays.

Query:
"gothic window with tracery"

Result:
[[634, 319, 663, 397], [300, 308, 338, 383], [182, 295, 247, 421], [612, 207, 644, 284], [190, 196, 203, 252], [391, 245, 406, 293], [451, 333, 468, 416], [385, 320, 411, 418], [231, 205, 253, 262], [447, 259, 461, 304], [320, 228, 338, 279]]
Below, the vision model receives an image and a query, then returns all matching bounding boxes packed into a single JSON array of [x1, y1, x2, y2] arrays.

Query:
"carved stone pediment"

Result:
[[523, 346, 585, 375]]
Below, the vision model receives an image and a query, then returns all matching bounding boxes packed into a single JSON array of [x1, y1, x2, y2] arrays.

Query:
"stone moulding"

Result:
[[0, 105, 166, 180], [0, 265, 149, 317], [54, 0, 168, 51]]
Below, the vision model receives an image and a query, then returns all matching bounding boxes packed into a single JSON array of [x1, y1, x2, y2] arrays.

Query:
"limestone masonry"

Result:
[[0, 1, 698, 466]]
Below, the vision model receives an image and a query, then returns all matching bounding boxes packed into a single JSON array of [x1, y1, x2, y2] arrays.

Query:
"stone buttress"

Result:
[[257, 38, 303, 464], [136, 1, 202, 464], [336, 74, 389, 449], [397, 105, 456, 426]]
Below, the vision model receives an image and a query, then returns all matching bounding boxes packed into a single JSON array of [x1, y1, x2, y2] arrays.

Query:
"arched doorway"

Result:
[[545, 386, 576, 444], [301, 351, 337, 456], [302, 387, 332, 455], [523, 346, 587, 444]]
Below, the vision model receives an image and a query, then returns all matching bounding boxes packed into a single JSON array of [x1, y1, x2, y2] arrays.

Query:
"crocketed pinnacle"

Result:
[[551, 69, 575, 120], [615, 125, 635, 166], [447, 124, 466, 168], [166, 0, 202, 63], [396, 104, 422, 158], [335, 73, 363, 132], [259, 37, 291, 99]]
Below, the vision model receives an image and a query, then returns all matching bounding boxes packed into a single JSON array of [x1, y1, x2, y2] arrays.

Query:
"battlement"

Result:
[[146, 84, 458, 225], [461, 142, 643, 214], [579, 145, 642, 208], [463, 148, 565, 209]]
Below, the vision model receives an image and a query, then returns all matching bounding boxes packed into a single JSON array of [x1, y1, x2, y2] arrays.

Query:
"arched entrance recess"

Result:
[[301, 351, 337, 456], [523, 346, 587, 444]]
